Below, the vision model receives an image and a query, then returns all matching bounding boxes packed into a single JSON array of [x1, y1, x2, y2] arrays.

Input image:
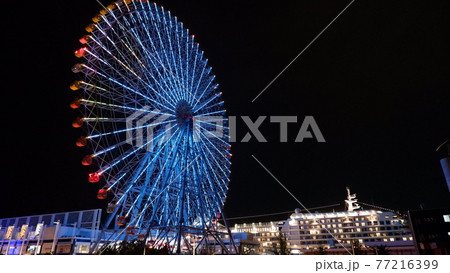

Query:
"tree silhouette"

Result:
[[313, 245, 327, 255], [270, 232, 289, 255], [351, 240, 363, 255], [370, 244, 390, 255], [99, 240, 169, 255]]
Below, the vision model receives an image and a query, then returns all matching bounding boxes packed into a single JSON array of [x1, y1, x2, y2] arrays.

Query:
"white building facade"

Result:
[[281, 188, 415, 254]]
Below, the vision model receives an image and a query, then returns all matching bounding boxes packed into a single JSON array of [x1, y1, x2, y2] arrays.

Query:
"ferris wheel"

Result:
[[70, 0, 232, 253]]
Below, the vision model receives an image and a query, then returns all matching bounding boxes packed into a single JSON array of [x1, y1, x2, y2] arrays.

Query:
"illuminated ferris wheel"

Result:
[[70, 0, 232, 253]]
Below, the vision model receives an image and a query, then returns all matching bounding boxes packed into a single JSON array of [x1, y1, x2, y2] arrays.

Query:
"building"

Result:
[[0, 209, 101, 255], [5, 188, 446, 255], [231, 221, 285, 254], [408, 208, 450, 254], [281, 188, 416, 254]]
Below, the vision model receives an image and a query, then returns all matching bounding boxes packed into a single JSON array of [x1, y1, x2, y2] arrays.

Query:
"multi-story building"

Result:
[[0, 209, 101, 255], [281, 188, 415, 254], [408, 208, 450, 255], [1, 188, 432, 255], [231, 221, 285, 254]]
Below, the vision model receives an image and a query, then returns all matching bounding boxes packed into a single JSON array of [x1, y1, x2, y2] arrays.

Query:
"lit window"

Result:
[[443, 215, 450, 222]]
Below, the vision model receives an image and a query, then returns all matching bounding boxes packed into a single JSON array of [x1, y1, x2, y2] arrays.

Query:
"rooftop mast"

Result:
[[345, 187, 360, 212]]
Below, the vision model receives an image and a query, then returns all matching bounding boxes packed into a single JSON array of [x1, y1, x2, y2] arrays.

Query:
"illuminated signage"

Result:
[[5, 226, 14, 240], [34, 223, 44, 238], [19, 225, 28, 239]]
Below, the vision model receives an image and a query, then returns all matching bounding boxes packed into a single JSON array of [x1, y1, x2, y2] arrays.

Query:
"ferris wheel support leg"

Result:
[[176, 125, 192, 254], [205, 226, 230, 254], [220, 212, 239, 254]]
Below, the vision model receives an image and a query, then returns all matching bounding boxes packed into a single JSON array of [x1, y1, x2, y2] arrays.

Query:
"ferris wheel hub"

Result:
[[175, 100, 194, 127]]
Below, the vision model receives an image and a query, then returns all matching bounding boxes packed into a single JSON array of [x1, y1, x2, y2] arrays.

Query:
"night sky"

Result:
[[2, 0, 449, 222]]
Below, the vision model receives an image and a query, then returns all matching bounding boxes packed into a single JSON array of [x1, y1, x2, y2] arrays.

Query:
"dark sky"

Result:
[[2, 0, 449, 221]]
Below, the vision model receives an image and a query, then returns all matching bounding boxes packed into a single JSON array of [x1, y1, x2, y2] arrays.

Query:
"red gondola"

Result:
[[74, 47, 87, 58], [72, 117, 84, 128], [126, 226, 136, 235], [81, 155, 93, 166], [117, 216, 126, 226], [79, 35, 91, 44], [88, 172, 101, 183], [70, 99, 82, 109], [76, 136, 88, 147], [97, 189, 108, 199]]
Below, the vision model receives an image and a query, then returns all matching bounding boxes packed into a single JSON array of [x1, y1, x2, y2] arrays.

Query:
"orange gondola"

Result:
[[92, 15, 102, 23], [85, 24, 96, 33], [70, 81, 82, 91]]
